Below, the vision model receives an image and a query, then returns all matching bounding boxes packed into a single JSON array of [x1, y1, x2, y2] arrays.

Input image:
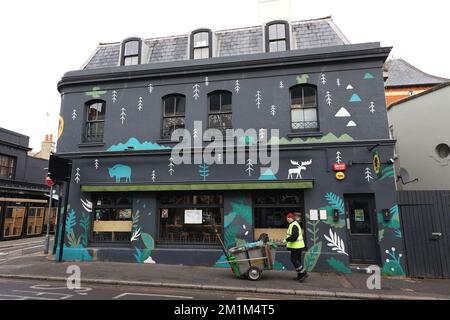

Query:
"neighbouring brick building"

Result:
[[384, 58, 449, 108]]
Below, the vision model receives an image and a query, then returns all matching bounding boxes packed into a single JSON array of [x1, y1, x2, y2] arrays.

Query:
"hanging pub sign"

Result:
[[332, 162, 346, 181], [335, 171, 346, 181], [332, 163, 347, 172], [372, 150, 382, 178]]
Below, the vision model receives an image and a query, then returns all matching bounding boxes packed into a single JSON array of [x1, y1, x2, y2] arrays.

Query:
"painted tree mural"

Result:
[[199, 161, 209, 181]]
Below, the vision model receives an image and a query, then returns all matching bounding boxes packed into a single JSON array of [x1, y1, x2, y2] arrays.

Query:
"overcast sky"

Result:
[[1, 0, 448, 151]]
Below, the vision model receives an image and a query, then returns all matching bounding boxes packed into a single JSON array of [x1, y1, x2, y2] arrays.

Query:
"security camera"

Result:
[[387, 158, 395, 165]]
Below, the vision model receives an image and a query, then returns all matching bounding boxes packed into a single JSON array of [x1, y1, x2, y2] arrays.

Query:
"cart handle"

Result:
[[215, 257, 269, 264]]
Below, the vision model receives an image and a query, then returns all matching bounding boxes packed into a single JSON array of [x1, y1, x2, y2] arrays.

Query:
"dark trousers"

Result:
[[289, 248, 306, 275]]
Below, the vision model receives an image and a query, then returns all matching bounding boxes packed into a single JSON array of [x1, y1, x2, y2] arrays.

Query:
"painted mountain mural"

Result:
[[107, 138, 172, 152]]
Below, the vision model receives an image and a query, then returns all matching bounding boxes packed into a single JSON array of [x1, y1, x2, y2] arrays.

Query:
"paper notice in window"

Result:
[[309, 209, 319, 221], [184, 210, 203, 224], [319, 210, 328, 221]]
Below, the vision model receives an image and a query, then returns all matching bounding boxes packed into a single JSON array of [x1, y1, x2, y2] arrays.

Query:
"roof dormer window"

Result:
[[121, 38, 142, 66], [190, 29, 212, 59], [265, 21, 290, 52]]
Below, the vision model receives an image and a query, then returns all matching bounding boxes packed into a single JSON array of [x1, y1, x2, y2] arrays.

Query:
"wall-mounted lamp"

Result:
[[333, 209, 340, 221], [382, 209, 391, 222]]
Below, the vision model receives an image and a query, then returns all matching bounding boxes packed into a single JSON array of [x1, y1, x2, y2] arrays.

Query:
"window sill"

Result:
[[78, 142, 106, 148], [157, 139, 181, 145], [287, 131, 323, 138]]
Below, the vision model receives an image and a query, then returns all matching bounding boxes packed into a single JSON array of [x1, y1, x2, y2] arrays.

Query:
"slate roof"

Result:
[[385, 58, 449, 88], [82, 16, 350, 70]]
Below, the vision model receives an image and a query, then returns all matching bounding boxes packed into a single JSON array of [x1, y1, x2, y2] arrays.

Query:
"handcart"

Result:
[[215, 231, 277, 281]]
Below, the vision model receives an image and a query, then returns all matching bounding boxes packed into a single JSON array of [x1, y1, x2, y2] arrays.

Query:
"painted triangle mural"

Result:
[[349, 94, 362, 102], [335, 107, 351, 118]]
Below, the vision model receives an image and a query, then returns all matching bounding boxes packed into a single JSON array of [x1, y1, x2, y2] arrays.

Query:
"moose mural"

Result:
[[108, 164, 132, 183], [288, 160, 312, 179]]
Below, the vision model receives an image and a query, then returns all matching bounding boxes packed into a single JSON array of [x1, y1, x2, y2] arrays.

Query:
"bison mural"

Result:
[[108, 164, 132, 183]]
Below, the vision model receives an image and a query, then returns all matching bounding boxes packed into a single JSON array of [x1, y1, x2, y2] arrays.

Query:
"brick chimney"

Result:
[[36, 134, 55, 160]]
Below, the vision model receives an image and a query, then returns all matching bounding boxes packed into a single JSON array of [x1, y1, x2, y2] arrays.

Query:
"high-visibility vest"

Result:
[[286, 220, 305, 249]]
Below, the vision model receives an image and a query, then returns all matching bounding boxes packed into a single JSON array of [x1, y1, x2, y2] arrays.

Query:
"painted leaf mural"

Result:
[[379, 165, 395, 180], [141, 233, 155, 251], [324, 228, 348, 256], [377, 205, 401, 229], [304, 242, 322, 272], [325, 193, 344, 214], [224, 212, 237, 228], [327, 257, 351, 274], [80, 213, 90, 247], [224, 224, 240, 249], [230, 199, 252, 225], [65, 209, 76, 236], [382, 247, 405, 277]]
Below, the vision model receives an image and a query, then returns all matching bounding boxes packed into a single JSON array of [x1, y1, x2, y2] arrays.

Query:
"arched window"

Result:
[[265, 21, 290, 52], [121, 38, 142, 66], [190, 29, 212, 59], [290, 85, 318, 131], [208, 90, 232, 134], [84, 100, 106, 142], [161, 94, 186, 139]]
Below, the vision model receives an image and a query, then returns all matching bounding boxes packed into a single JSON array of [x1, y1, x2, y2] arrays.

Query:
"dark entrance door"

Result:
[[398, 191, 450, 279], [345, 194, 380, 264]]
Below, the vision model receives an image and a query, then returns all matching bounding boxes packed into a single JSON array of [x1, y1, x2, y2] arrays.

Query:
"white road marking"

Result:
[[113, 292, 194, 300], [30, 284, 92, 293], [13, 290, 73, 300], [236, 297, 272, 300], [0, 294, 55, 300], [0, 239, 45, 250], [0, 252, 45, 264]]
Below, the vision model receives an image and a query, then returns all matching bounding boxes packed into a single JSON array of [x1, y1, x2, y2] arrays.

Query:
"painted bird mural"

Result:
[[296, 74, 309, 84]]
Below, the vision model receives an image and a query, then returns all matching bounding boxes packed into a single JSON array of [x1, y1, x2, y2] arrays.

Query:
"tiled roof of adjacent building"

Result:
[[82, 16, 350, 70], [385, 58, 450, 88]]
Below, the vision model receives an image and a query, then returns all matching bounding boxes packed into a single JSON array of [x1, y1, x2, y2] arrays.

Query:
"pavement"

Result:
[[0, 255, 449, 300], [0, 236, 449, 300]]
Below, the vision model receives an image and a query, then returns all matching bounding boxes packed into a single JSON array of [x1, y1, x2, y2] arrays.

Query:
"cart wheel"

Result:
[[247, 267, 261, 281]]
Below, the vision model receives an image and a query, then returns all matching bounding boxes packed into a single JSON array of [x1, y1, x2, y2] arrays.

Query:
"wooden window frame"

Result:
[[83, 100, 106, 143], [190, 29, 212, 59], [161, 94, 186, 140], [289, 84, 319, 133], [120, 38, 142, 66], [207, 90, 233, 134], [0, 154, 16, 180], [265, 20, 290, 53]]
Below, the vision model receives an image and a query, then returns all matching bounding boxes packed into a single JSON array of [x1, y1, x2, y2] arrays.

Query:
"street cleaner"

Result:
[[284, 212, 308, 282]]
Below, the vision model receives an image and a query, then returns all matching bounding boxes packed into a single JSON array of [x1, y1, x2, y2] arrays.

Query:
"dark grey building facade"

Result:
[[56, 18, 406, 275], [0, 128, 55, 240]]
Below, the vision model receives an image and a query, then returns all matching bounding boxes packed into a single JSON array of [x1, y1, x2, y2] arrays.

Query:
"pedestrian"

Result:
[[284, 212, 308, 282]]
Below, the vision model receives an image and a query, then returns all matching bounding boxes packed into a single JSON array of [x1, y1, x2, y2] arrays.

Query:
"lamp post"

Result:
[[44, 175, 55, 254]]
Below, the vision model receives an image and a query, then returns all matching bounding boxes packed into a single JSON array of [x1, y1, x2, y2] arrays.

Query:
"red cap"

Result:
[[286, 212, 296, 220]]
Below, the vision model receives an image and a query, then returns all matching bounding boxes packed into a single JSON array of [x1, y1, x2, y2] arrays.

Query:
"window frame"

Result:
[[120, 37, 142, 66], [190, 29, 212, 60], [91, 193, 134, 244], [265, 20, 290, 53], [157, 192, 224, 246], [83, 100, 106, 143], [0, 154, 16, 180], [161, 94, 186, 140], [289, 84, 320, 133], [207, 90, 233, 133], [253, 191, 305, 245]]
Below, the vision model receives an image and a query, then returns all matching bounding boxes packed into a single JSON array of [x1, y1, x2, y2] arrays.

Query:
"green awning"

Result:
[[81, 180, 314, 192]]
